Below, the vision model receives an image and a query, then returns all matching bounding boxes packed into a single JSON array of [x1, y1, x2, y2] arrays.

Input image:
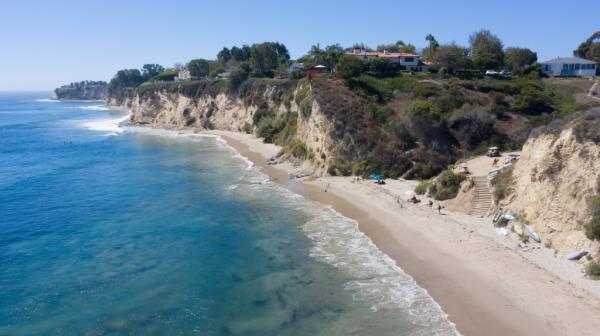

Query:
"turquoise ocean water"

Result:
[[0, 93, 457, 335]]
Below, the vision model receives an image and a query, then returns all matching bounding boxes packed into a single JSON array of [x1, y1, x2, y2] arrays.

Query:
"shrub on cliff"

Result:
[[514, 85, 552, 115], [336, 55, 367, 80], [288, 138, 307, 158], [586, 261, 600, 280], [429, 170, 466, 200], [492, 170, 514, 201], [584, 195, 600, 240], [229, 63, 251, 90]]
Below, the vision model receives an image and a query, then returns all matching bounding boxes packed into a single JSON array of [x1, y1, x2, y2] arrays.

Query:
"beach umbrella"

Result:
[[369, 173, 383, 180]]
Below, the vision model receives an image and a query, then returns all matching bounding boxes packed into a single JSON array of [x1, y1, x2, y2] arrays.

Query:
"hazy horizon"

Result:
[[1, 0, 599, 91]]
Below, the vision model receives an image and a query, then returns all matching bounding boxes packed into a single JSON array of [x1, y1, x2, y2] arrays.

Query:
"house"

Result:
[[175, 69, 192, 81], [540, 57, 597, 77], [345, 49, 428, 72], [289, 62, 304, 72], [216, 72, 230, 80]]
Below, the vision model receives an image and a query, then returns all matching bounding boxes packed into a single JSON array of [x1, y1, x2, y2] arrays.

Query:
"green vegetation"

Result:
[[574, 31, 600, 73], [584, 196, 600, 240], [428, 170, 466, 200], [106, 31, 599, 197], [152, 70, 178, 82], [141, 64, 165, 81], [188, 59, 210, 78], [586, 261, 600, 280], [288, 138, 307, 158], [469, 29, 504, 70], [492, 170, 514, 201], [415, 180, 433, 195], [504, 47, 537, 74]]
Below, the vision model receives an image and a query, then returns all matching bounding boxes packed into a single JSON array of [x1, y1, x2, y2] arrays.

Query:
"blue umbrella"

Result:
[[369, 173, 383, 181]]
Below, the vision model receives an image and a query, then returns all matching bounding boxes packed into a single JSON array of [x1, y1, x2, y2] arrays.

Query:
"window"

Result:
[[403, 57, 414, 62], [575, 64, 580, 70]]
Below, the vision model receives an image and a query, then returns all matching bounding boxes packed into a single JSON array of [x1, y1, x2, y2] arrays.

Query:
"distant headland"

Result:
[[53, 80, 108, 100]]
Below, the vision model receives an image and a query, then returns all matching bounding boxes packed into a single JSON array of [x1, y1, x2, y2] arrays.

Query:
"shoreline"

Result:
[[207, 129, 600, 336]]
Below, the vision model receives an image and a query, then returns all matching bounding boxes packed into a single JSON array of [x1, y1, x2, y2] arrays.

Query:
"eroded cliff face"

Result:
[[109, 80, 336, 176], [503, 109, 600, 256]]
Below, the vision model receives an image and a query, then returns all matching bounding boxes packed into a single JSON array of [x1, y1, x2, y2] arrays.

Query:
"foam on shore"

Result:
[[219, 138, 459, 335], [35, 98, 60, 103], [79, 113, 130, 135]]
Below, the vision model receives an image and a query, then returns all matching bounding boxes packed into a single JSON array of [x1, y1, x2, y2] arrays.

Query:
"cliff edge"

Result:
[[502, 108, 600, 256]]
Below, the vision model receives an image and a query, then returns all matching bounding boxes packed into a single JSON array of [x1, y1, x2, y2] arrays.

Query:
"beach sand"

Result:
[[208, 129, 600, 336]]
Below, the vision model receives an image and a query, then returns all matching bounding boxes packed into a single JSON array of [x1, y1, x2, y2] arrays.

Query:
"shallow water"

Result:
[[0, 93, 457, 335]]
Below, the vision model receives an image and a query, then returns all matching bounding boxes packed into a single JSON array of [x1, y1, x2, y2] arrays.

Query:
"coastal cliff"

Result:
[[53, 81, 108, 100], [501, 108, 600, 256], [110, 79, 343, 176]]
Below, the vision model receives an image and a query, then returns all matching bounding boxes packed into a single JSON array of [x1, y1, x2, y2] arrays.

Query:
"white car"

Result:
[[485, 70, 499, 76]]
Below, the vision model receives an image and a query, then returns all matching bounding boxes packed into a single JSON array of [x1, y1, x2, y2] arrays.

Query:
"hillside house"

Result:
[[175, 69, 192, 81], [345, 49, 428, 72], [540, 57, 597, 77]]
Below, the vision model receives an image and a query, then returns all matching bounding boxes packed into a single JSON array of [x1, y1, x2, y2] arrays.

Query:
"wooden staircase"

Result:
[[469, 176, 493, 217]]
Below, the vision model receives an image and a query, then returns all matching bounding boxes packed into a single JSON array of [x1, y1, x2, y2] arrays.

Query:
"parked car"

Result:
[[486, 147, 501, 157], [485, 70, 499, 76]]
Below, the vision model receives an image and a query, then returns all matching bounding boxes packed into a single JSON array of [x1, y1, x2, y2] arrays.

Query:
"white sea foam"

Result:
[[35, 98, 60, 103], [79, 114, 130, 134], [301, 207, 458, 335], [118, 127, 458, 334], [220, 146, 459, 335], [68, 105, 111, 111]]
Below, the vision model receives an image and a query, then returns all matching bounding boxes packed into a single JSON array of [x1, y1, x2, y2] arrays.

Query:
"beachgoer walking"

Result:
[[492, 158, 499, 167], [438, 204, 442, 214]]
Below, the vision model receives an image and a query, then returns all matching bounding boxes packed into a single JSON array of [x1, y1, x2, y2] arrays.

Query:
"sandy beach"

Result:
[[208, 129, 600, 336]]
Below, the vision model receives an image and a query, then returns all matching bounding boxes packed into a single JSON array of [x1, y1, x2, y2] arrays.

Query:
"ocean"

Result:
[[0, 92, 457, 335]]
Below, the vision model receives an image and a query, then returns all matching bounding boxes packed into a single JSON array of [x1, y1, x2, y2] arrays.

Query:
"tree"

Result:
[[422, 34, 439, 61], [370, 58, 397, 77], [230, 46, 250, 62], [141, 64, 165, 81], [432, 43, 472, 72], [376, 40, 416, 54], [350, 42, 370, 51], [574, 32, 600, 66], [187, 59, 210, 78], [469, 29, 504, 70], [109, 69, 144, 88], [323, 44, 344, 69], [229, 63, 251, 90], [249, 42, 290, 77], [217, 47, 231, 64], [504, 47, 537, 73], [336, 55, 366, 79]]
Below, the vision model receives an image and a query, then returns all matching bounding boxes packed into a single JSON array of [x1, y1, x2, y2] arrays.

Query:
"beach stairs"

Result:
[[469, 176, 493, 217]]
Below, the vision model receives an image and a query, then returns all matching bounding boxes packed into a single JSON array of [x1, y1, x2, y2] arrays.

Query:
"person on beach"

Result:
[[438, 204, 443, 214], [428, 200, 433, 208], [492, 158, 499, 167]]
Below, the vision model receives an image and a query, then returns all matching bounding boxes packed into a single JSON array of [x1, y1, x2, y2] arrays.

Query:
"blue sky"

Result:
[[1, 0, 598, 91]]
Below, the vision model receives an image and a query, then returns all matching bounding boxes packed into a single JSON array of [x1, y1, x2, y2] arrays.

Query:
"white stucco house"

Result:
[[540, 57, 597, 77], [345, 49, 428, 72], [175, 69, 192, 81]]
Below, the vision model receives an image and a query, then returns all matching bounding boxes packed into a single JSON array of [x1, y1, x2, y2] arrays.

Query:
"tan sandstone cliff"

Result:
[[502, 108, 600, 257], [108, 79, 343, 176]]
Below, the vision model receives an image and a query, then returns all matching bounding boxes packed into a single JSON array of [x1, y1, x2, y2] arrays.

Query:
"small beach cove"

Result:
[[208, 129, 600, 336]]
